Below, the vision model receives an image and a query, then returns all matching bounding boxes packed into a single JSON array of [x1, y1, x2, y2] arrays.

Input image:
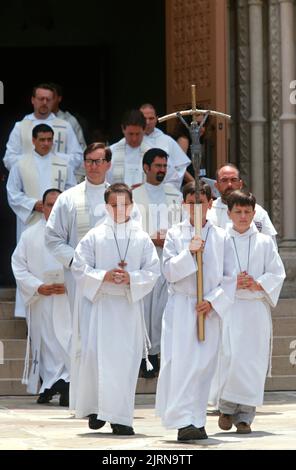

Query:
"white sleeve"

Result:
[[64, 122, 83, 171], [6, 164, 37, 224], [3, 122, 23, 170], [11, 235, 42, 306]]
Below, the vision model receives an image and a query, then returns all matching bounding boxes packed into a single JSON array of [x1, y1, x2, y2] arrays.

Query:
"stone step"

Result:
[[1, 339, 27, 359], [272, 336, 296, 356], [0, 301, 15, 320], [272, 317, 296, 336], [271, 355, 296, 376], [0, 379, 28, 395], [0, 288, 16, 301], [0, 359, 27, 379], [0, 319, 27, 339], [265, 375, 296, 391], [272, 298, 296, 317]]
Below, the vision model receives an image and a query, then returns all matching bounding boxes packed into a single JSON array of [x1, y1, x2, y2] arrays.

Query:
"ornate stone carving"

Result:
[[171, 0, 212, 94], [236, 0, 250, 187], [268, 0, 282, 236]]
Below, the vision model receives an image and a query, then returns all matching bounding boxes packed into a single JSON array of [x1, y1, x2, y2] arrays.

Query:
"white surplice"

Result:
[[3, 112, 83, 171], [155, 219, 236, 429], [218, 223, 286, 407], [143, 128, 191, 189], [133, 182, 182, 355], [71, 217, 160, 425], [11, 218, 72, 394]]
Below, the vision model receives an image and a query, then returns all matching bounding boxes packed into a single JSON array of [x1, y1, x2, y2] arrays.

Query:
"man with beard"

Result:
[[133, 148, 182, 377], [207, 164, 277, 243]]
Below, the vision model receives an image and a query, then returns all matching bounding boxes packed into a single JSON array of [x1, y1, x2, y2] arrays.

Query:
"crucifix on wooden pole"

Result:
[[159, 85, 231, 341]]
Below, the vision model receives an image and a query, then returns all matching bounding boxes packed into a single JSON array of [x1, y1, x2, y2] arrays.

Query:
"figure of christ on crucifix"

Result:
[[158, 85, 231, 341]]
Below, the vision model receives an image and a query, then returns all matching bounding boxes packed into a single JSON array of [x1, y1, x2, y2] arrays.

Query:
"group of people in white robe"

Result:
[[4, 84, 286, 440]]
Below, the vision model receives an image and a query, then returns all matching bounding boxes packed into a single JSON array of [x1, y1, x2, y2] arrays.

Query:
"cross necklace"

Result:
[[111, 227, 132, 269], [232, 236, 251, 273]]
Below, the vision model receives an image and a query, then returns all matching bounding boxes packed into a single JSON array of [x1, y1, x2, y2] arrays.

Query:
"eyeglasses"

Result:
[[84, 158, 107, 166], [218, 177, 240, 184]]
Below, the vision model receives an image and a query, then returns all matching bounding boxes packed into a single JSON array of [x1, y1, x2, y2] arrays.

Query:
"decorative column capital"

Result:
[[248, 0, 263, 5]]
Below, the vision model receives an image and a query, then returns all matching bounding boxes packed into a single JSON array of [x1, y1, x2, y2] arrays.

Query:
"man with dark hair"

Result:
[[107, 109, 182, 189], [140, 103, 191, 189], [12, 189, 72, 407], [45, 142, 112, 306], [3, 83, 82, 171], [7, 123, 76, 242], [7, 123, 76, 319], [133, 148, 182, 378]]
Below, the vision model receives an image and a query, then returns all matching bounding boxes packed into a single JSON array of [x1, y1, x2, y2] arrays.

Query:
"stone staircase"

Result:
[[0, 289, 27, 395], [0, 289, 295, 395]]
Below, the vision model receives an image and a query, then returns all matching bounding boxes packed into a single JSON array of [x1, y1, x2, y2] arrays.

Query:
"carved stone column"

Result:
[[248, 0, 265, 206], [279, 0, 296, 241], [268, 0, 282, 237], [236, 0, 250, 187], [278, 0, 296, 298]]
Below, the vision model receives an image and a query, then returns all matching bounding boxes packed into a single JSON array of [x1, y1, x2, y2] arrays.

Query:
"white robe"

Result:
[[155, 219, 236, 429], [71, 217, 160, 425], [56, 109, 86, 150], [207, 197, 278, 406], [107, 137, 179, 188], [11, 219, 72, 394], [45, 180, 109, 303], [133, 182, 182, 355], [7, 150, 76, 241], [143, 128, 191, 189], [219, 223, 286, 407], [3, 112, 83, 171]]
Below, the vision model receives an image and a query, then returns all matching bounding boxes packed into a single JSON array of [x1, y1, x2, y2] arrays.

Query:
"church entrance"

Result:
[[0, 1, 166, 286]]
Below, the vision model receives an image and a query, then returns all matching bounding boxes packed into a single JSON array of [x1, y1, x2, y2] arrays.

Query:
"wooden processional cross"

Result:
[[159, 85, 231, 341]]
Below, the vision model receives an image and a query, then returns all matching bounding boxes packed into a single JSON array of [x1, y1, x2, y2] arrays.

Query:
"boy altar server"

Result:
[[71, 183, 160, 436], [156, 182, 236, 441], [218, 190, 286, 434]]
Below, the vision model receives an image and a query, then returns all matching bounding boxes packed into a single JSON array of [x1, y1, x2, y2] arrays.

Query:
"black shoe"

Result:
[[88, 414, 106, 430], [37, 389, 53, 404], [111, 423, 135, 436], [51, 379, 69, 394], [177, 425, 208, 441], [140, 358, 156, 379], [59, 390, 69, 407], [148, 354, 159, 372]]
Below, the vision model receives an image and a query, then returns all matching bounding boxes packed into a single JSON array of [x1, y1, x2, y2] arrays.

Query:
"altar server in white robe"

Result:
[[207, 163, 277, 243], [3, 83, 82, 171], [217, 190, 285, 434], [133, 148, 182, 377], [207, 163, 277, 408], [7, 123, 76, 242], [107, 109, 180, 189], [140, 103, 191, 189], [156, 182, 236, 442], [71, 183, 160, 435], [11, 189, 72, 406]]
